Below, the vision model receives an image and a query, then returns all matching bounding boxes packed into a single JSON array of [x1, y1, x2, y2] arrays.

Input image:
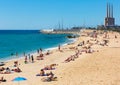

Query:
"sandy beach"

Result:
[[0, 30, 120, 85]]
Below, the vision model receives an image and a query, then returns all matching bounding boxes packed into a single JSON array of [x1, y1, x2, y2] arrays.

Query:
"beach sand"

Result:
[[0, 30, 120, 85]]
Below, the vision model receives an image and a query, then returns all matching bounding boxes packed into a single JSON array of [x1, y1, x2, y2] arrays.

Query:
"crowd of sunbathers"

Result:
[[0, 66, 22, 74], [36, 64, 58, 82], [40, 71, 57, 82], [64, 52, 80, 63], [64, 38, 100, 63], [23, 48, 53, 63]]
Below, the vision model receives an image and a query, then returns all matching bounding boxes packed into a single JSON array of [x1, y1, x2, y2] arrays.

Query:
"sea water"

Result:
[[0, 30, 73, 62]]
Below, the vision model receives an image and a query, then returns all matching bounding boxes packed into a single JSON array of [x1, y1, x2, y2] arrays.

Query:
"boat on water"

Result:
[[40, 29, 54, 33]]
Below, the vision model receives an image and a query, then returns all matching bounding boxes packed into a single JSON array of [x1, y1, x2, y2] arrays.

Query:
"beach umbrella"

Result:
[[12, 77, 27, 82], [12, 77, 27, 85]]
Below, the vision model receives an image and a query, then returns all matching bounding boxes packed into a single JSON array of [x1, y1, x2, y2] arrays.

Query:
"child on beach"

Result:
[[24, 56, 28, 64]]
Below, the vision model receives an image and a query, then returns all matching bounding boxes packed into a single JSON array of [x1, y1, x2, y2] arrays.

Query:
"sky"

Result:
[[0, 0, 120, 30]]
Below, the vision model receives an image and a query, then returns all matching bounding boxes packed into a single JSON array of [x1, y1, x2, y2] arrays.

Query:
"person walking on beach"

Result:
[[37, 49, 39, 54], [28, 54, 31, 62], [58, 45, 60, 51], [82, 41, 85, 45]]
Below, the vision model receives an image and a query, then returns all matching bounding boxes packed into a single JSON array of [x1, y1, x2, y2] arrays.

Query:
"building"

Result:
[[105, 3, 115, 26], [97, 3, 120, 31]]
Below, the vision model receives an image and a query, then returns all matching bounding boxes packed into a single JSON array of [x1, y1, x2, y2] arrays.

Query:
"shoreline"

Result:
[[0, 35, 77, 63]]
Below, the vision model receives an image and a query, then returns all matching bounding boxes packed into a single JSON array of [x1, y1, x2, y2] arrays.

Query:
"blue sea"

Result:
[[0, 30, 73, 62]]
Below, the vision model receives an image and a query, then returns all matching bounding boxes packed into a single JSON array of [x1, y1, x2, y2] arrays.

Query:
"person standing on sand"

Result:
[[58, 45, 60, 51], [37, 49, 39, 54], [28, 54, 31, 62], [25, 56, 28, 64], [40, 48, 42, 52], [115, 35, 117, 38], [31, 55, 34, 63]]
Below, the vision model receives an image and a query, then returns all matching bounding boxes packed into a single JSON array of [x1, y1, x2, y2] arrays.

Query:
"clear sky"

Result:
[[0, 0, 120, 30]]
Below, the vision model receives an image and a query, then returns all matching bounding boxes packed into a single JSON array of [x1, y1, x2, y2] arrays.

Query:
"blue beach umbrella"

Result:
[[12, 77, 27, 85], [12, 77, 27, 82]]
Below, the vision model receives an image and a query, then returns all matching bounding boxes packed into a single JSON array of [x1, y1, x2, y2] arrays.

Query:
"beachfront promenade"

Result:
[[0, 30, 120, 85]]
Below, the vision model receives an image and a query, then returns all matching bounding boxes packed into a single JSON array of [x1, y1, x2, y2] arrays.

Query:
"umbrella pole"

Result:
[[18, 81, 20, 85]]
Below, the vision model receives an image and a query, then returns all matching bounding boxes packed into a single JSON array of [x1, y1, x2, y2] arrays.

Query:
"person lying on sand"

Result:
[[36, 69, 46, 76], [0, 77, 6, 82], [5, 67, 11, 73], [99, 40, 109, 46], [14, 61, 18, 67], [41, 72, 57, 82], [45, 50, 53, 55], [47, 71, 54, 79], [64, 55, 75, 63], [43, 64, 57, 70], [69, 47, 78, 50], [87, 48, 94, 53], [40, 69, 45, 76], [78, 41, 85, 46], [12, 67, 22, 73], [0, 67, 5, 71], [64, 57, 71, 63], [37, 53, 44, 60], [0, 67, 11, 74], [45, 50, 50, 55]]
